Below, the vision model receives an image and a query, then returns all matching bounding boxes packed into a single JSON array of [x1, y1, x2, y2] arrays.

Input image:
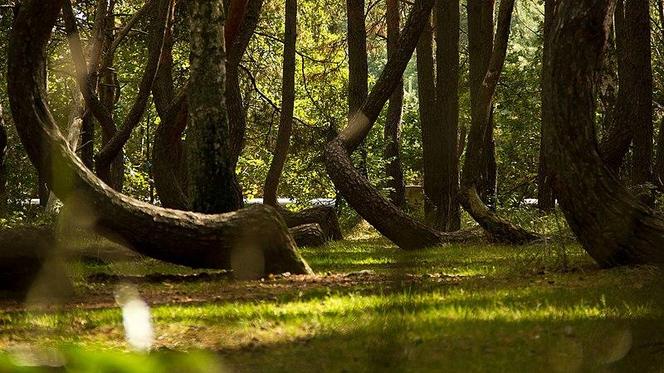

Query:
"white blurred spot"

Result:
[[115, 285, 154, 351]]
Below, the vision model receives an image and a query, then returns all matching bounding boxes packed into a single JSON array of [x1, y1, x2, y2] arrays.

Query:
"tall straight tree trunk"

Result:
[[459, 0, 538, 243], [537, 0, 557, 211], [416, 17, 441, 228], [264, 0, 297, 206], [435, 0, 461, 231], [625, 0, 653, 185], [346, 0, 369, 178], [383, 0, 406, 207], [467, 0, 497, 208], [544, 0, 664, 266], [187, 0, 243, 213]]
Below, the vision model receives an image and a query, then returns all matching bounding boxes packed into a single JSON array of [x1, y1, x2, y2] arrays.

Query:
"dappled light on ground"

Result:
[[0, 235, 662, 371]]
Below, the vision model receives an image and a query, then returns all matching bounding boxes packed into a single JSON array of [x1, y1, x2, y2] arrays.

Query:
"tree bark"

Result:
[[598, 0, 653, 181], [467, 0, 497, 207], [187, 0, 243, 213], [383, 0, 406, 208], [434, 0, 461, 231], [544, 0, 664, 266], [347, 0, 369, 178], [279, 205, 343, 241], [459, 0, 540, 244], [325, 0, 478, 250], [537, 0, 557, 211], [264, 0, 297, 207], [416, 17, 442, 228], [289, 223, 326, 247], [624, 0, 653, 185], [7, 0, 312, 276], [150, 0, 190, 209]]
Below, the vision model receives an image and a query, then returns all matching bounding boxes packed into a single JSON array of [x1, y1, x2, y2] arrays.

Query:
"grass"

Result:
[[0, 230, 663, 372]]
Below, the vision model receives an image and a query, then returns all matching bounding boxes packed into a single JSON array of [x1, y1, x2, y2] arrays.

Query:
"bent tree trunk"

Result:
[[8, 0, 311, 276], [459, 0, 539, 244], [543, 0, 664, 266], [325, 0, 476, 250]]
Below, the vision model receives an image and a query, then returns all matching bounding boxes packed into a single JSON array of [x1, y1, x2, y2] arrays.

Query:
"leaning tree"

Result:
[[7, 0, 311, 277], [543, 0, 664, 265]]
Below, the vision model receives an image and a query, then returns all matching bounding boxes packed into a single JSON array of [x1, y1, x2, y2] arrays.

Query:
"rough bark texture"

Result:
[[459, 0, 540, 244], [264, 0, 297, 207], [326, 0, 477, 250], [383, 0, 406, 208], [544, 0, 664, 266], [537, 0, 557, 211], [434, 0, 461, 231], [7, 0, 312, 276], [289, 223, 326, 247], [187, 0, 243, 213], [279, 205, 343, 241], [346, 0, 369, 178], [467, 0, 497, 207]]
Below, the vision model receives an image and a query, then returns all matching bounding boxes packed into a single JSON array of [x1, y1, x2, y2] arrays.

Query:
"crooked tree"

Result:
[[8, 0, 311, 276], [544, 0, 664, 266]]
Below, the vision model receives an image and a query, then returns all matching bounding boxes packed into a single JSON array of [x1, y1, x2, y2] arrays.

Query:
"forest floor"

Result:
[[0, 228, 663, 372]]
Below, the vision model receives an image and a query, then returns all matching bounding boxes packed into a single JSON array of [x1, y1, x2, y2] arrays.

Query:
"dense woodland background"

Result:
[[3, 0, 657, 220]]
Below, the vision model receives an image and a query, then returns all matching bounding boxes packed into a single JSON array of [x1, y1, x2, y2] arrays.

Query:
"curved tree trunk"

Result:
[[383, 0, 405, 208], [264, 0, 297, 207], [459, 0, 540, 244], [544, 0, 664, 266], [325, 0, 478, 250], [8, 0, 312, 276]]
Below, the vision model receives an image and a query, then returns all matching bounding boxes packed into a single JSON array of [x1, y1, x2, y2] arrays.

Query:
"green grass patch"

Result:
[[0, 236, 662, 372]]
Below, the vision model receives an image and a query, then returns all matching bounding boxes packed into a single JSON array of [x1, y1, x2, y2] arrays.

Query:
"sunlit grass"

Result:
[[0, 234, 662, 371]]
